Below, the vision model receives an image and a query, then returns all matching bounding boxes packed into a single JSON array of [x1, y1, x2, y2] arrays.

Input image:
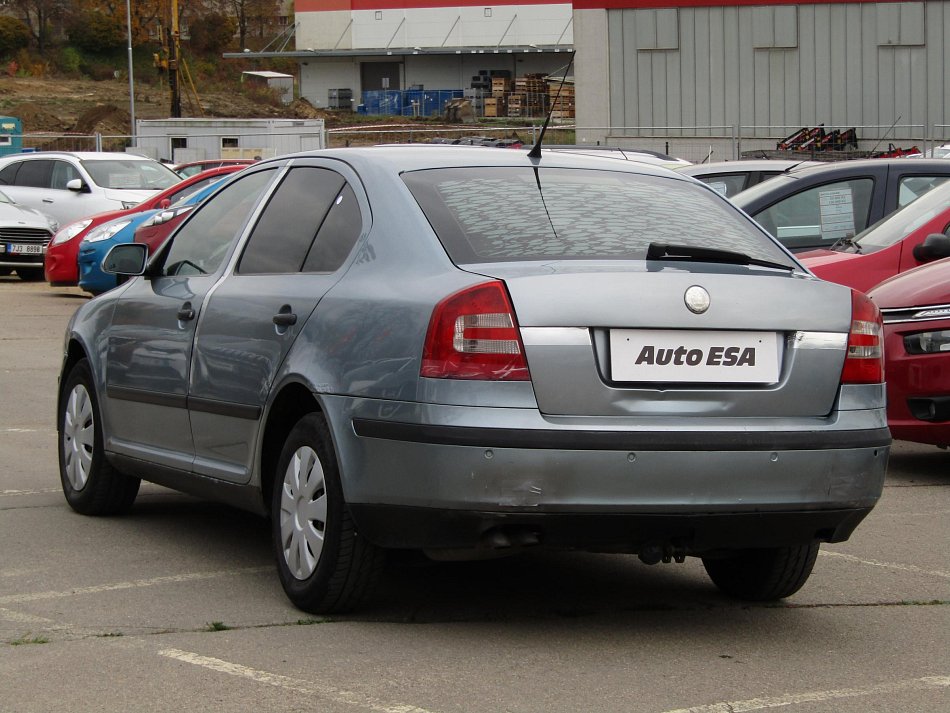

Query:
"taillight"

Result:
[[421, 281, 530, 380], [840, 290, 884, 384]]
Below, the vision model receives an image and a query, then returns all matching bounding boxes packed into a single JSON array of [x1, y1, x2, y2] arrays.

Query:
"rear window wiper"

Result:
[[646, 243, 796, 271]]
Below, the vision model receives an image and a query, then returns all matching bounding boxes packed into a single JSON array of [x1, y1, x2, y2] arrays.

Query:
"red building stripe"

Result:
[[297, 0, 563, 10], [299, 0, 880, 9]]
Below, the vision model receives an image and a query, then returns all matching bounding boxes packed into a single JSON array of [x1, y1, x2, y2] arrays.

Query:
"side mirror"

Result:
[[66, 178, 90, 194], [912, 233, 950, 262], [102, 243, 148, 276], [159, 198, 171, 209]]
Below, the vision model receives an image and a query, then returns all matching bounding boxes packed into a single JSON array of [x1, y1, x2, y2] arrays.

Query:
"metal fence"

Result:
[[4, 124, 948, 162]]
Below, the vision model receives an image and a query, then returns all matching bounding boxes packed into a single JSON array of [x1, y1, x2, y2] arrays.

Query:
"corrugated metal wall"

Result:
[[605, 1, 949, 140]]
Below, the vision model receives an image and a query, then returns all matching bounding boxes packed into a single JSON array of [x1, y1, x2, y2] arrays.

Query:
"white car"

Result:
[[0, 188, 59, 281], [0, 151, 181, 227]]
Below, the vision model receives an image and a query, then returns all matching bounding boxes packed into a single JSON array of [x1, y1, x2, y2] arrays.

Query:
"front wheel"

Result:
[[702, 543, 820, 601], [271, 413, 383, 613], [59, 359, 140, 515]]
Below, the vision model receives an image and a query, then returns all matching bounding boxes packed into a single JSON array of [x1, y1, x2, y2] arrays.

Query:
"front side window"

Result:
[[403, 167, 792, 266], [697, 173, 748, 198], [898, 175, 949, 208], [162, 168, 275, 276], [50, 160, 81, 190], [753, 178, 874, 248], [0, 162, 19, 185]]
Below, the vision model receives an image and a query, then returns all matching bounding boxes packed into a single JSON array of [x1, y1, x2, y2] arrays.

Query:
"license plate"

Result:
[[610, 329, 781, 384], [7, 243, 45, 255]]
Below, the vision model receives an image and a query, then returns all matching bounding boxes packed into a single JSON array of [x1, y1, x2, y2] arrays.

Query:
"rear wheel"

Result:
[[16, 268, 44, 281], [702, 543, 820, 601], [271, 412, 383, 613], [59, 359, 140, 515]]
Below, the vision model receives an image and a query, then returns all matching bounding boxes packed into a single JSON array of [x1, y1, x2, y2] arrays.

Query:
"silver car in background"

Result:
[[57, 146, 890, 613]]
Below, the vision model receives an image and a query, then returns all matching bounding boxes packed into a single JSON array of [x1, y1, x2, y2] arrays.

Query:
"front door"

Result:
[[103, 167, 278, 470]]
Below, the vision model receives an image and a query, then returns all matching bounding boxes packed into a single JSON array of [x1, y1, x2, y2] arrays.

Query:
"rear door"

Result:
[[188, 162, 366, 483]]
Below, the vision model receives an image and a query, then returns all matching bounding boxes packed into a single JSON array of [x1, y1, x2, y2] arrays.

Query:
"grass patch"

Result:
[[206, 621, 231, 632], [9, 635, 50, 646]]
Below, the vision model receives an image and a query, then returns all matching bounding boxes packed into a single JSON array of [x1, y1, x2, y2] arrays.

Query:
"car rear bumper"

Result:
[[348, 504, 874, 552], [322, 395, 890, 550]]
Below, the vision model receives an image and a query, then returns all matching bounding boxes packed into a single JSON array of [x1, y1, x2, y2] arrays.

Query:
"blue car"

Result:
[[77, 180, 228, 295]]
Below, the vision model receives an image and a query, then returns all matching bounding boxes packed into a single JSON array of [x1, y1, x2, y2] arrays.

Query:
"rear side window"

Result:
[[697, 173, 748, 197], [0, 162, 19, 185], [403, 167, 790, 265], [16, 160, 51, 188], [238, 167, 351, 274]]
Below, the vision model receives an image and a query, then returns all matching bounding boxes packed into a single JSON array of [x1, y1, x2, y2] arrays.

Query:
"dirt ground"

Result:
[[0, 75, 351, 136]]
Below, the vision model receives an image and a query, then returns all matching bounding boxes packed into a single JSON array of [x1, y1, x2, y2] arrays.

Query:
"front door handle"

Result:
[[177, 302, 196, 321], [273, 305, 297, 327]]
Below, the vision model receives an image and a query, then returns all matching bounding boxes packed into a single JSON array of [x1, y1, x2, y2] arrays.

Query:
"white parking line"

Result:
[[660, 675, 950, 712], [0, 488, 61, 498], [159, 648, 436, 713], [0, 428, 49, 433], [0, 607, 54, 625], [820, 550, 950, 580], [0, 567, 272, 605]]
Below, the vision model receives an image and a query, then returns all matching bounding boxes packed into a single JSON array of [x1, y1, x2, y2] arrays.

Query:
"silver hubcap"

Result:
[[62, 384, 95, 491], [279, 446, 328, 580]]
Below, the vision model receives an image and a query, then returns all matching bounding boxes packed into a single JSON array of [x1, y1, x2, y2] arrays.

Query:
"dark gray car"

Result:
[[57, 146, 890, 613]]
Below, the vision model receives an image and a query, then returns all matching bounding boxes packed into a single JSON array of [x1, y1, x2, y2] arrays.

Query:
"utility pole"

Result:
[[169, 0, 181, 118]]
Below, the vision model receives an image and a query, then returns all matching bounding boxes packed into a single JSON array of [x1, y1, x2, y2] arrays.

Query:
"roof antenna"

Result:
[[528, 51, 575, 160]]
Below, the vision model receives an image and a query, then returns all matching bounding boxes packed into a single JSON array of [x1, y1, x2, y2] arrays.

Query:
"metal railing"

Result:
[[3, 124, 949, 163]]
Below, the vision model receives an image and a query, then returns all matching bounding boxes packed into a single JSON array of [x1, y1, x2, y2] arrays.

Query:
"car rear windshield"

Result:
[[403, 167, 794, 266], [81, 160, 181, 191]]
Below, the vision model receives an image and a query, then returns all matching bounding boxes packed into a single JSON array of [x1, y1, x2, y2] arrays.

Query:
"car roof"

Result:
[[678, 159, 819, 175], [0, 151, 155, 161], [260, 145, 693, 181]]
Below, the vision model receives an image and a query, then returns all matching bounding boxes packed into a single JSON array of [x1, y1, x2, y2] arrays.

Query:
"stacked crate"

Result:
[[547, 78, 575, 119], [510, 74, 548, 118], [486, 77, 510, 118]]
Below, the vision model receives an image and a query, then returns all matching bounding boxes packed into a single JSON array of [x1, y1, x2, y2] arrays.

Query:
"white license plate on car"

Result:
[[610, 329, 781, 384], [7, 243, 45, 255]]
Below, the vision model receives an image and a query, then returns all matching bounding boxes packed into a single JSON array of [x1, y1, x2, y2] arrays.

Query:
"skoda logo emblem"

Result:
[[684, 286, 710, 314]]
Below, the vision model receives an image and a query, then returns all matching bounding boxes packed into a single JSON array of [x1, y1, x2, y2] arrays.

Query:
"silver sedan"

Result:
[[57, 146, 890, 613]]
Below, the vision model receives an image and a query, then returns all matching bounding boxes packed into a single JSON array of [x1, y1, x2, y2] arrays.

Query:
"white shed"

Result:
[[133, 117, 326, 164], [242, 70, 296, 105]]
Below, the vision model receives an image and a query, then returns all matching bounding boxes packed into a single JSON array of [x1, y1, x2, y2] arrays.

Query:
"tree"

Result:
[[0, 16, 30, 57], [204, 0, 279, 51], [0, 0, 67, 53], [188, 11, 236, 54], [65, 9, 124, 54]]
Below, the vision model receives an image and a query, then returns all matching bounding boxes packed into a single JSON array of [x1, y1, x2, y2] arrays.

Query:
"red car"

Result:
[[869, 257, 950, 447], [798, 181, 950, 292], [44, 165, 245, 286], [172, 158, 256, 178]]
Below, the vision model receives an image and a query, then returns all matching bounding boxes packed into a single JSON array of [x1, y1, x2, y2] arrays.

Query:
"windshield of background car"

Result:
[[854, 182, 950, 252], [80, 160, 180, 190], [402, 167, 794, 266]]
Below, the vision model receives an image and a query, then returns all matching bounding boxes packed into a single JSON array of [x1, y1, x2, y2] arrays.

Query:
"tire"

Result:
[[271, 412, 384, 614], [702, 543, 820, 601], [58, 359, 140, 515], [16, 268, 44, 282]]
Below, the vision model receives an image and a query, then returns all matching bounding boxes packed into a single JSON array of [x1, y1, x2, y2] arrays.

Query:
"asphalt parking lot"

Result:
[[1, 276, 947, 713]]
